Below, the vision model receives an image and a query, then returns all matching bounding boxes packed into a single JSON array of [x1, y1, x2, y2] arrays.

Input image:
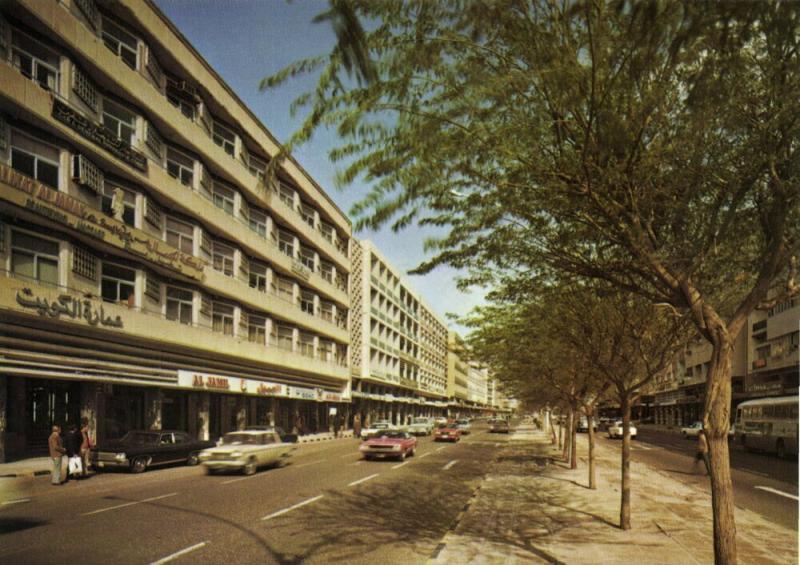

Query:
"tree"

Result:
[[265, 2, 799, 562]]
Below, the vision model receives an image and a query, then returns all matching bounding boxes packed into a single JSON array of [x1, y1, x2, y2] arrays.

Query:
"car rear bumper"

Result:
[[201, 460, 246, 470]]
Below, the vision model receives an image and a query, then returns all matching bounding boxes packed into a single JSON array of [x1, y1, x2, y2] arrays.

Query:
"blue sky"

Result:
[[155, 0, 486, 332]]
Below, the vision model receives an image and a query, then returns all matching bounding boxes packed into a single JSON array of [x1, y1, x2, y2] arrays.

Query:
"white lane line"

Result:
[[348, 473, 379, 487], [391, 461, 410, 470], [261, 495, 325, 521], [632, 443, 652, 450], [443, 460, 459, 471], [340, 452, 360, 458], [754, 486, 799, 501], [294, 460, 325, 468], [149, 541, 208, 565], [349, 461, 363, 466], [435, 446, 447, 452], [1, 499, 31, 506], [221, 474, 262, 485], [82, 492, 178, 516], [419, 453, 432, 459]]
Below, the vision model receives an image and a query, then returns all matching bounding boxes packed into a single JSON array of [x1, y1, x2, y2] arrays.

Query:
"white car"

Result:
[[360, 420, 396, 440], [607, 421, 637, 440], [407, 417, 434, 436], [199, 430, 294, 475], [681, 422, 704, 438], [455, 419, 472, 435]]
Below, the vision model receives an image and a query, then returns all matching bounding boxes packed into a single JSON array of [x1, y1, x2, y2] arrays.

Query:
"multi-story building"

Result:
[[467, 362, 488, 406], [447, 331, 470, 415], [747, 297, 799, 397], [349, 240, 448, 426], [0, 0, 352, 461]]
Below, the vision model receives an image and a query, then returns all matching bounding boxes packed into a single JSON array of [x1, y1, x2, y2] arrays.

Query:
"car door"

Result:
[[154, 433, 178, 464], [172, 432, 192, 462]]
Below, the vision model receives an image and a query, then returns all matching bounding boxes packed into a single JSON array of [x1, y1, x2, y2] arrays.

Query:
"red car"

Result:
[[359, 430, 417, 461], [434, 424, 461, 442]]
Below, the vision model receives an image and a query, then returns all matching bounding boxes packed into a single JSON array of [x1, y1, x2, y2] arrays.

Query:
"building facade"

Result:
[[0, 0, 352, 461], [348, 240, 449, 426], [446, 331, 471, 416]]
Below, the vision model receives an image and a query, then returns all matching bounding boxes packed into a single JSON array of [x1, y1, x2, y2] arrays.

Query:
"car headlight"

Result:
[[359, 445, 369, 451], [115, 452, 126, 461], [198, 452, 210, 461], [231, 451, 243, 458], [391, 445, 401, 451]]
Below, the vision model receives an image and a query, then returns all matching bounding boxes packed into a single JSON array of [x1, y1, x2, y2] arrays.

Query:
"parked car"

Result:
[[607, 421, 637, 440], [359, 430, 417, 461], [244, 425, 298, 443], [360, 420, 396, 440], [455, 419, 472, 435], [681, 422, 704, 438], [199, 430, 294, 475], [488, 418, 510, 434], [434, 423, 461, 442], [91, 430, 215, 473], [408, 417, 435, 436], [433, 416, 448, 426], [577, 417, 598, 433]]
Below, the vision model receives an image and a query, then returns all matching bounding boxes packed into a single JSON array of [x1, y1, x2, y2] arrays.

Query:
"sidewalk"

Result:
[[430, 428, 797, 565], [0, 431, 355, 477]]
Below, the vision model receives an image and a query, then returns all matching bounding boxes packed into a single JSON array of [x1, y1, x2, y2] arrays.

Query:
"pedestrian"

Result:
[[80, 419, 93, 478], [293, 413, 303, 436], [64, 423, 83, 481], [333, 413, 341, 438], [48, 425, 66, 485], [353, 413, 361, 440], [692, 428, 711, 475]]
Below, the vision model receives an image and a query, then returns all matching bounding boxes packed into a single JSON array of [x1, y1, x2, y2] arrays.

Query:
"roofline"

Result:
[[143, 0, 351, 229], [736, 395, 798, 407]]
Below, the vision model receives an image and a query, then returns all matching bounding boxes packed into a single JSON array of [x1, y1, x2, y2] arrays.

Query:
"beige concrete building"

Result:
[[447, 331, 471, 415], [0, 0, 352, 461], [349, 240, 448, 425]]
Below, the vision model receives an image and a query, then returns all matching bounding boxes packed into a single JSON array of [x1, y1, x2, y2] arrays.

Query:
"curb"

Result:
[[0, 469, 51, 478]]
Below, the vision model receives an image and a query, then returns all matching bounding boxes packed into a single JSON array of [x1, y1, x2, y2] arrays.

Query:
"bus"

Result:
[[734, 396, 798, 458]]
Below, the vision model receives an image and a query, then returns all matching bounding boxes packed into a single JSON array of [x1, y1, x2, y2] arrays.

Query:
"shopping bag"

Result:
[[68, 456, 83, 476]]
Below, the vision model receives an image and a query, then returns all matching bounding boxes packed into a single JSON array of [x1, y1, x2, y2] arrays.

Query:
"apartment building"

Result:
[[447, 331, 471, 416], [349, 240, 449, 426], [653, 299, 798, 426], [0, 0, 352, 461], [467, 362, 488, 406]]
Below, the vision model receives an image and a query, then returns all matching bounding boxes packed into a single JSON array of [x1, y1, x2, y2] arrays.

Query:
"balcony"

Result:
[[0, 272, 348, 382]]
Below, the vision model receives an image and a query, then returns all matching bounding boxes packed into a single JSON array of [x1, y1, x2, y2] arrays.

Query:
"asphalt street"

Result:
[[0, 427, 507, 564], [596, 427, 799, 530]]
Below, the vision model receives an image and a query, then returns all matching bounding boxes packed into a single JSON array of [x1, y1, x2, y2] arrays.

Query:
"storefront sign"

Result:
[[16, 287, 123, 327], [52, 99, 147, 171], [0, 166, 205, 279], [288, 386, 318, 400], [746, 381, 783, 393], [179, 370, 288, 397]]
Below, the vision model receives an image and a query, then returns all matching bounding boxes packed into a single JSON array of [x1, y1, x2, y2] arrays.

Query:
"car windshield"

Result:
[[120, 432, 160, 445], [375, 431, 406, 439], [222, 433, 263, 445]]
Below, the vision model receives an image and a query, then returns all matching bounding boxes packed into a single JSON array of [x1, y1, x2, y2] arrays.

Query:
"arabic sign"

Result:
[[16, 288, 123, 328], [178, 370, 287, 397], [0, 165, 204, 279]]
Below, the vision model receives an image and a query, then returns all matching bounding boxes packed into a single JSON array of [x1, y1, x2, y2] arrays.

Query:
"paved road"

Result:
[[0, 427, 509, 564], [596, 428, 798, 530]]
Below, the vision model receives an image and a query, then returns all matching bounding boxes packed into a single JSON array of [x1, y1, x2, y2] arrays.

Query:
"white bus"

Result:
[[734, 396, 798, 458]]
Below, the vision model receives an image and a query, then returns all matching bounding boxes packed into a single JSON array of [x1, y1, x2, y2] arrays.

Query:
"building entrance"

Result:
[[25, 378, 81, 454]]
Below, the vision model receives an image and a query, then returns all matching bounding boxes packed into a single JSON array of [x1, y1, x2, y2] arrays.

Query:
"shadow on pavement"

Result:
[[0, 517, 48, 535]]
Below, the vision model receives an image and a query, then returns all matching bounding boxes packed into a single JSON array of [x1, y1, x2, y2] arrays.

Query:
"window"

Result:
[[212, 302, 234, 336], [298, 333, 315, 357], [166, 287, 193, 325], [212, 242, 234, 277], [11, 231, 59, 286], [212, 121, 236, 156], [11, 131, 59, 189], [249, 261, 267, 292], [300, 203, 316, 228], [247, 314, 267, 345], [299, 246, 315, 270], [278, 229, 294, 258], [320, 261, 334, 284], [72, 65, 98, 111], [166, 147, 194, 187], [212, 182, 235, 215], [12, 31, 59, 92], [276, 276, 294, 303], [278, 183, 295, 208], [318, 340, 332, 361], [300, 291, 315, 315], [249, 207, 267, 238], [319, 221, 335, 243], [165, 217, 194, 254], [101, 184, 136, 226], [274, 325, 293, 351], [248, 154, 267, 182], [102, 100, 136, 145], [72, 246, 97, 280], [165, 77, 196, 120], [101, 263, 135, 305], [102, 18, 138, 69], [320, 301, 334, 322]]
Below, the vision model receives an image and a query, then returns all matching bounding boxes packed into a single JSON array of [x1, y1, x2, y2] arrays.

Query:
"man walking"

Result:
[[353, 413, 361, 440], [48, 425, 66, 485], [692, 428, 711, 475]]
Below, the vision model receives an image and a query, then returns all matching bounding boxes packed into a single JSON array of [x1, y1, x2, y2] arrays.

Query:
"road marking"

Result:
[[435, 446, 447, 452], [1, 499, 31, 506], [419, 452, 432, 459], [221, 474, 262, 485], [632, 443, 652, 450], [349, 461, 363, 466], [754, 486, 799, 501], [149, 542, 207, 565], [391, 461, 410, 469], [443, 460, 459, 470], [261, 495, 324, 521], [348, 473, 379, 487], [340, 452, 360, 458], [82, 492, 178, 516], [294, 460, 325, 468]]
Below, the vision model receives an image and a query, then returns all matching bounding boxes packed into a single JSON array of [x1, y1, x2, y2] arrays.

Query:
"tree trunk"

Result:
[[704, 336, 738, 565], [558, 413, 564, 450], [587, 410, 596, 489], [562, 410, 572, 461], [570, 407, 578, 469], [620, 395, 632, 530]]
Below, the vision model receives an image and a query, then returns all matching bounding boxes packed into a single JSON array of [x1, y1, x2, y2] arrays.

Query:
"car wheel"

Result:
[[131, 456, 148, 474], [187, 452, 200, 466], [410, 447, 416, 457], [399, 450, 407, 461], [243, 458, 257, 476], [776, 439, 786, 459]]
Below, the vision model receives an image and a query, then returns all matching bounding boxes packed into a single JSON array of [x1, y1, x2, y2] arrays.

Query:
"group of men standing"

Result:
[[48, 421, 93, 485]]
